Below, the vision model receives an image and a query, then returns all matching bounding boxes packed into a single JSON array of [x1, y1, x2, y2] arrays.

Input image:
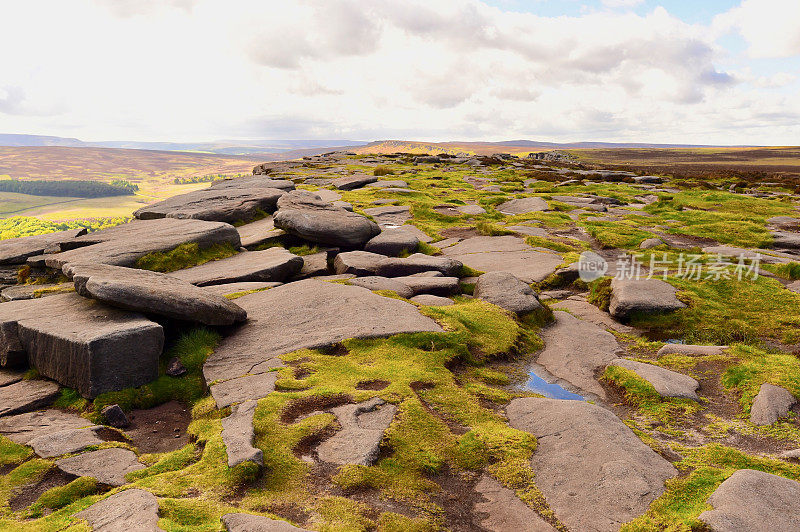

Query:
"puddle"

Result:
[[524, 370, 584, 401]]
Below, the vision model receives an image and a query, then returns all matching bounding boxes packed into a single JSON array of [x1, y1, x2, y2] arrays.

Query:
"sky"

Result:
[[0, 0, 798, 145]]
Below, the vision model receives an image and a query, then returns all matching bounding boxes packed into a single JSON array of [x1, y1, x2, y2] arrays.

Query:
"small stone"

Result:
[[750, 383, 797, 425], [102, 404, 130, 428], [656, 344, 729, 356], [375, 253, 462, 277], [210, 373, 279, 409], [639, 237, 665, 249], [166, 357, 187, 377]]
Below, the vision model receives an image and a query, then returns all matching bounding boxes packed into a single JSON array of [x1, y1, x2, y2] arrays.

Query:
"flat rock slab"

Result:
[[1, 283, 70, 302], [56, 447, 145, 486], [274, 191, 380, 247], [552, 298, 635, 333], [75, 488, 164, 531], [0, 369, 23, 387], [134, 187, 285, 223], [375, 253, 462, 277], [170, 248, 303, 286], [496, 197, 549, 214], [699, 469, 800, 531], [394, 275, 460, 296], [237, 216, 285, 248], [366, 180, 408, 189], [364, 229, 419, 256], [211, 373, 279, 409], [202, 282, 280, 296], [210, 176, 295, 191], [701, 245, 791, 264], [316, 398, 396, 466], [203, 279, 442, 384], [750, 383, 797, 425], [29, 426, 104, 458], [656, 344, 729, 356], [332, 174, 378, 190], [221, 400, 262, 467], [608, 358, 700, 400], [507, 398, 677, 532], [536, 311, 622, 400], [0, 293, 164, 398], [609, 278, 686, 320], [474, 271, 542, 315], [0, 379, 60, 417], [65, 262, 247, 326], [222, 513, 310, 531], [473, 475, 555, 531], [0, 409, 90, 444], [362, 205, 412, 227], [39, 218, 241, 269], [506, 225, 548, 237], [442, 236, 562, 283], [347, 276, 414, 298], [409, 294, 454, 306], [0, 228, 86, 265]]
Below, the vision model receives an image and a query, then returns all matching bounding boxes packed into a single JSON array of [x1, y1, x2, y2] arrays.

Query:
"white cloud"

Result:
[[0, 0, 797, 145], [601, 0, 644, 8], [714, 0, 800, 58]]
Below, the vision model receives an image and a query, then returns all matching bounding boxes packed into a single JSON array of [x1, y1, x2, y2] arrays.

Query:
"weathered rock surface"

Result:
[[366, 179, 408, 189], [29, 426, 104, 458], [332, 174, 378, 190], [274, 191, 380, 247], [0, 380, 61, 417], [56, 447, 145, 486], [364, 229, 419, 256], [221, 400, 262, 467], [698, 469, 800, 532], [170, 248, 303, 286], [393, 275, 460, 296], [474, 271, 542, 314], [0, 369, 23, 387], [0, 294, 164, 397], [771, 230, 800, 249], [0, 409, 89, 443], [347, 276, 415, 298], [39, 218, 241, 269], [0, 228, 86, 264], [750, 383, 797, 425], [316, 398, 396, 466], [507, 398, 677, 532], [496, 197, 549, 214], [211, 176, 295, 191], [75, 489, 164, 531], [375, 253, 462, 277], [134, 187, 285, 223], [552, 298, 635, 333], [473, 475, 555, 532], [202, 279, 442, 384], [409, 294, 454, 306], [236, 216, 285, 248], [211, 373, 279, 409], [639, 237, 665, 249], [656, 344, 729, 356], [362, 205, 412, 227], [202, 282, 280, 296], [536, 311, 622, 399], [333, 251, 384, 276], [608, 358, 700, 400], [65, 262, 247, 325], [221, 513, 310, 531], [457, 204, 486, 215], [609, 278, 686, 320], [442, 236, 562, 283], [1, 283, 70, 302]]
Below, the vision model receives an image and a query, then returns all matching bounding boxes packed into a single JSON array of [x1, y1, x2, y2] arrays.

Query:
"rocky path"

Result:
[[0, 151, 798, 530]]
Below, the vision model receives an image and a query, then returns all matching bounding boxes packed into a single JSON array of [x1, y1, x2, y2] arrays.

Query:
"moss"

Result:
[[287, 244, 321, 256], [374, 166, 394, 176], [587, 277, 612, 311], [0, 436, 32, 467], [415, 241, 440, 255], [28, 478, 99, 516], [761, 261, 800, 280], [721, 344, 800, 414], [580, 220, 655, 249], [136, 242, 237, 273], [475, 221, 514, 236]]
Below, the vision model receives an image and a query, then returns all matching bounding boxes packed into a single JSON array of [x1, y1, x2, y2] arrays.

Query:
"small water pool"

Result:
[[524, 370, 585, 401]]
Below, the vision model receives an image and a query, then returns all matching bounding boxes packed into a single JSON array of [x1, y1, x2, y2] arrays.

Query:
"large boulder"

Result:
[[75, 489, 164, 531], [699, 469, 800, 531], [362, 205, 412, 227], [273, 191, 380, 247], [29, 426, 104, 458], [364, 229, 419, 256], [393, 275, 460, 296], [202, 279, 442, 385], [750, 383, 797, 425], [375, 253, 462, 277], [608, 358, 700, 400], [507, 398, 677, 531], [474, 271, 542, 315], [169, 248, 303, 286], [0, 294, 163, 398], [442, 236, 562, 283], [37, 218, 241, 269], [133, 188, 285, 224], [0, 228, 87, 265], [65, 262, 247, 325], [609, 278, 686, 320], [333, 251, 385, 276], [536, 311, 622, 399]]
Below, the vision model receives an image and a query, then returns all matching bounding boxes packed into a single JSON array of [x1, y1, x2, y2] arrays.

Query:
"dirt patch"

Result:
[[356, 379, 390, 391], [320, 343, 349, 357], [125, 401, 192, 454], [280, 394, 351, 424], [440, 227, 482, 239], [426, 466, 483, 531], [9, 467, 77, 512]]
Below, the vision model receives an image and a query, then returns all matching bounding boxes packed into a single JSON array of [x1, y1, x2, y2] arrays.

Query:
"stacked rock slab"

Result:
[[133, 187, 285, 223], [0, 293, 163, 397], [64, 262, 247, 325], [0, 228, 87, 264], [442, 236, 562, 283], [35, 218, 241, 269], [169, 248, 303, 286], [273, 191, 380, 247], [507, 398, 677, 532], [210, 176, 295, 191]]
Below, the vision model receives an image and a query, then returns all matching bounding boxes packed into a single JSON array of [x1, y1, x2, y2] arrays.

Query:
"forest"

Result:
[[0, 178, 138, 197]]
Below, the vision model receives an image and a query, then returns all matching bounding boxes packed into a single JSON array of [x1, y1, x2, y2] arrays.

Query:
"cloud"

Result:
[[714, 0, 800, 58], [601, 0, 644, 8]]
